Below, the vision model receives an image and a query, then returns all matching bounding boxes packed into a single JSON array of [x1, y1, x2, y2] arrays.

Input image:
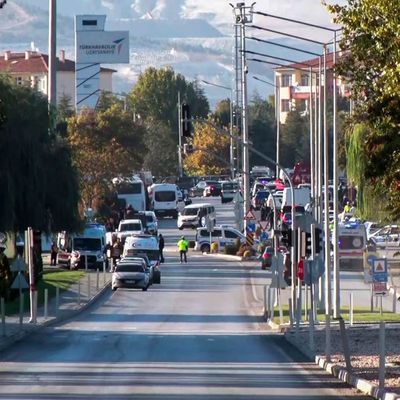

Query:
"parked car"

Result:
[[143, 211, 158, 236], [111, 259, 150, 291], [194, 225, 245, 253], [116, 219, 144, 243], [203, 182, 222, 197], [369, 225, 400, 247], [189, 180, 218, 197], [220, 181, 239, 204], [261, 246, 274, 270]]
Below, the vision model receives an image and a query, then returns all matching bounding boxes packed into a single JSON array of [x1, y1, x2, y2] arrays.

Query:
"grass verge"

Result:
[[272, 304, 400, 325], [5, 269, 85, 316]]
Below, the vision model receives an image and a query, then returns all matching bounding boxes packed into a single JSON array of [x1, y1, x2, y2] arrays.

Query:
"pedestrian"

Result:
[[177, 236, 188, 263], [344, 201, 351, 214], [158, 233, 165, 263], [50, 241, 58, 266], [0, 243, 11, 300]]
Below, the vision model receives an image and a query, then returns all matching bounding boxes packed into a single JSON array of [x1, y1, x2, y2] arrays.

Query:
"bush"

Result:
[[211, 242, 218, 253], [225, 244, 237, 255]]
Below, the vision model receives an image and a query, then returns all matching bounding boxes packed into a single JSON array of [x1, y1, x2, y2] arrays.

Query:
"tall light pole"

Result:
[[232, 2, 255, 224], [200, 80, 235, 179], [48, 0, 57, 108]]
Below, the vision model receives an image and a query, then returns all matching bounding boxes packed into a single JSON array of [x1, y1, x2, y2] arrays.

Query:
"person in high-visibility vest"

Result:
[[177, 236, 188, 263]]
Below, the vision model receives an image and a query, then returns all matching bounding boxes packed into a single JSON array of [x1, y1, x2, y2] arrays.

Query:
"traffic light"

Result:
[[314, 227, 323, 254], [181, 102, 191, 137], [281, 228, 293, 248], [305, 232, 312, 257]]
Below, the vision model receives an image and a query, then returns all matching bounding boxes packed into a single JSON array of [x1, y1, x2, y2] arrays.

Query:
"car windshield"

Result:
[[155, 191, 176, 202], [182, 208, 198, 216], [120, 223, 142, 231], [127, 249, 160, 261], [222, 183, 238, 190], [73, 238, 101, 251], [115, 182, 142, 194], [115, 263, 144, 272], [146, 215, 155, 223], [256, 191, 270, 199]]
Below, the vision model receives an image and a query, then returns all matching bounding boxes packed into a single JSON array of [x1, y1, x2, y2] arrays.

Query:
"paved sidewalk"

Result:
[[0, 268, 112, 352]]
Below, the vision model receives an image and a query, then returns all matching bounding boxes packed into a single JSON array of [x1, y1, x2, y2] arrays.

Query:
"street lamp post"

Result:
[[201, 80, 235, 179], [48, 0, 57, 108]]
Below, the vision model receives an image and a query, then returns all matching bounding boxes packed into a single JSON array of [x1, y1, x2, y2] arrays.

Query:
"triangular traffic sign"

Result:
[[10, 257, 27, 273], [259, 220, 269, 231], [244, 210, 256, 220], [11, 272, 29, 290], [376, 262, 384, 272]]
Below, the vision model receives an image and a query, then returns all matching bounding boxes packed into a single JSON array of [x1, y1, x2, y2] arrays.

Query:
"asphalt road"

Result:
[[0, 197, 370, 399]]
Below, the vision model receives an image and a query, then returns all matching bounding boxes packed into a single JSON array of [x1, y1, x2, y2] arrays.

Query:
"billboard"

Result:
[[76, 30, 129, 64]]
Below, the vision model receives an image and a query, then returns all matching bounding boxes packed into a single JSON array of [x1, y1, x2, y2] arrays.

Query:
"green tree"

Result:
[[213, 98, 231, 127], [0, 77, 80, 232], [67, 105, 145, 210], [128, 67, 210, 132], [142, 119, 178, 178], [326, 0, 400, 219], [248, 94, 276, 169], [280, 110, 310, 168]]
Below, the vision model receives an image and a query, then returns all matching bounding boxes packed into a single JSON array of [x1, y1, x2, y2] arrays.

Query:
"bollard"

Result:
[[308, 310, 315, 356], [370, 286, 374, 312], [393, 288, 397, 314], [55, 287, 59, 316], [380, 296, 383, 316], [103, 260, 106, 285], [44, 289, 48, 319], [304, 285, 308, 321], [350, 292, 354, 326], [379, 321, 385, 391], [325, 314, 331, 362], [85, 255, 88, 271], [1, 297, 5, 336], [87, 273, 91, 299], [19, 292, 24, 326], [96, 269, 100, 291], [263, 285, 267, 317], [289, 298, 293, 328], [278, 290, 283, 325], [77, 280, 81, 305], [339, 317, 352, 372], [267, 286, 272, 321]]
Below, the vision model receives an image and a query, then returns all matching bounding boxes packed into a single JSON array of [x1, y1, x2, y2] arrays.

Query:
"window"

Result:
[[225, 230, 239, 239], [115, 263, 144, 273], [281, 99, 291, 112], [155, 191, 175, 202], [301, 74, 309, 86], [281, 74, 292, 87], [115, 182, 142, 194]]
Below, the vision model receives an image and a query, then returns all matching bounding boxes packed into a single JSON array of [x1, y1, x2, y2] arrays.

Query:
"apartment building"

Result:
[[275, 52, 348, 124], [0, 49, 115, 106]]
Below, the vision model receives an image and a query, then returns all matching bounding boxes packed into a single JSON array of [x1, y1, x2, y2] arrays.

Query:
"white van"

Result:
[[148, 183, 178, 218], [281, 187, 311, 208], [177, 203, 216, 230], [123, 235, 160, 267], [194, 225, 245, 253]]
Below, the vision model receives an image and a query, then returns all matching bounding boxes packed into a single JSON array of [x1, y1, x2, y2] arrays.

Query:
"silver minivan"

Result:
[[220, 181, 239, 204], [177, 203, 216, 230]]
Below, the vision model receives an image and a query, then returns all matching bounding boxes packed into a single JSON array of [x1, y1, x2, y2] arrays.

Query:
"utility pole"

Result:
[[232, 2, 254, 222], [48, 0, 57, 108], [177, 92, 183, 178]]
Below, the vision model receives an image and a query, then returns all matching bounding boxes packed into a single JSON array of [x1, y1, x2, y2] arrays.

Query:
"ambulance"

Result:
[[338, 221, 367, 271]]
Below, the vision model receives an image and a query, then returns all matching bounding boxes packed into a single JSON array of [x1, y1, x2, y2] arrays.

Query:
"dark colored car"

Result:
[[204, 182, 222, 197], [261, 246, 274, 270]]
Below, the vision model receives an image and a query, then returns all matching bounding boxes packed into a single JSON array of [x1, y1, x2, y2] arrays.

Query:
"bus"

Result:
[[112, 176, 146, 212]]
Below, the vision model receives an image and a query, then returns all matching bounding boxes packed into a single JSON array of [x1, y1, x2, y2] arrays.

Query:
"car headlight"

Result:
[[96, 252, 104, 260]]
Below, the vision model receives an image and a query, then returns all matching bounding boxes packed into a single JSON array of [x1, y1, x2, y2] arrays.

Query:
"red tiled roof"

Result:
[[275, 52, 336, 71], [0, 51, 116, 74]]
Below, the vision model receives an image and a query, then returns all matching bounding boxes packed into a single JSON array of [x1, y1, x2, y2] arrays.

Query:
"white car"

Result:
[[369, 225, 400, 247], [111, 259, 150, 291], [117, 219, 144, 242], [177, 203, 216, 230], [194, 225, 246, 253]]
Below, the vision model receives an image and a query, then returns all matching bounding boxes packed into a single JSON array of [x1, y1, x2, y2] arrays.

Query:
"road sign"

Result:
[[260, 231, 268, 242], [244, 210, 256, 220], [246, 223, 256, 233], [259, 220, 269, 231], [10, 257, 27, 272], [11, 272, 29, 290], [373, 281, 387, 296], [303, 255, 325, 286], [372, 258, 388, 283]]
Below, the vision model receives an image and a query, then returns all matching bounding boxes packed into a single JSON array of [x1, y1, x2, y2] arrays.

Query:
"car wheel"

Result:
[[178, 226, 184, 230], [112, 286, 117, 291], [261, 265, 266, 270], [201, 243, 210, 253], [142, 286, 148, 291]]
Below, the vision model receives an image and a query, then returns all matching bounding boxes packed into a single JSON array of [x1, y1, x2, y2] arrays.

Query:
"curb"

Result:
[[202, 252, 259, 262], [316, 356, 400, 400], [0, 281, 111, 353]]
